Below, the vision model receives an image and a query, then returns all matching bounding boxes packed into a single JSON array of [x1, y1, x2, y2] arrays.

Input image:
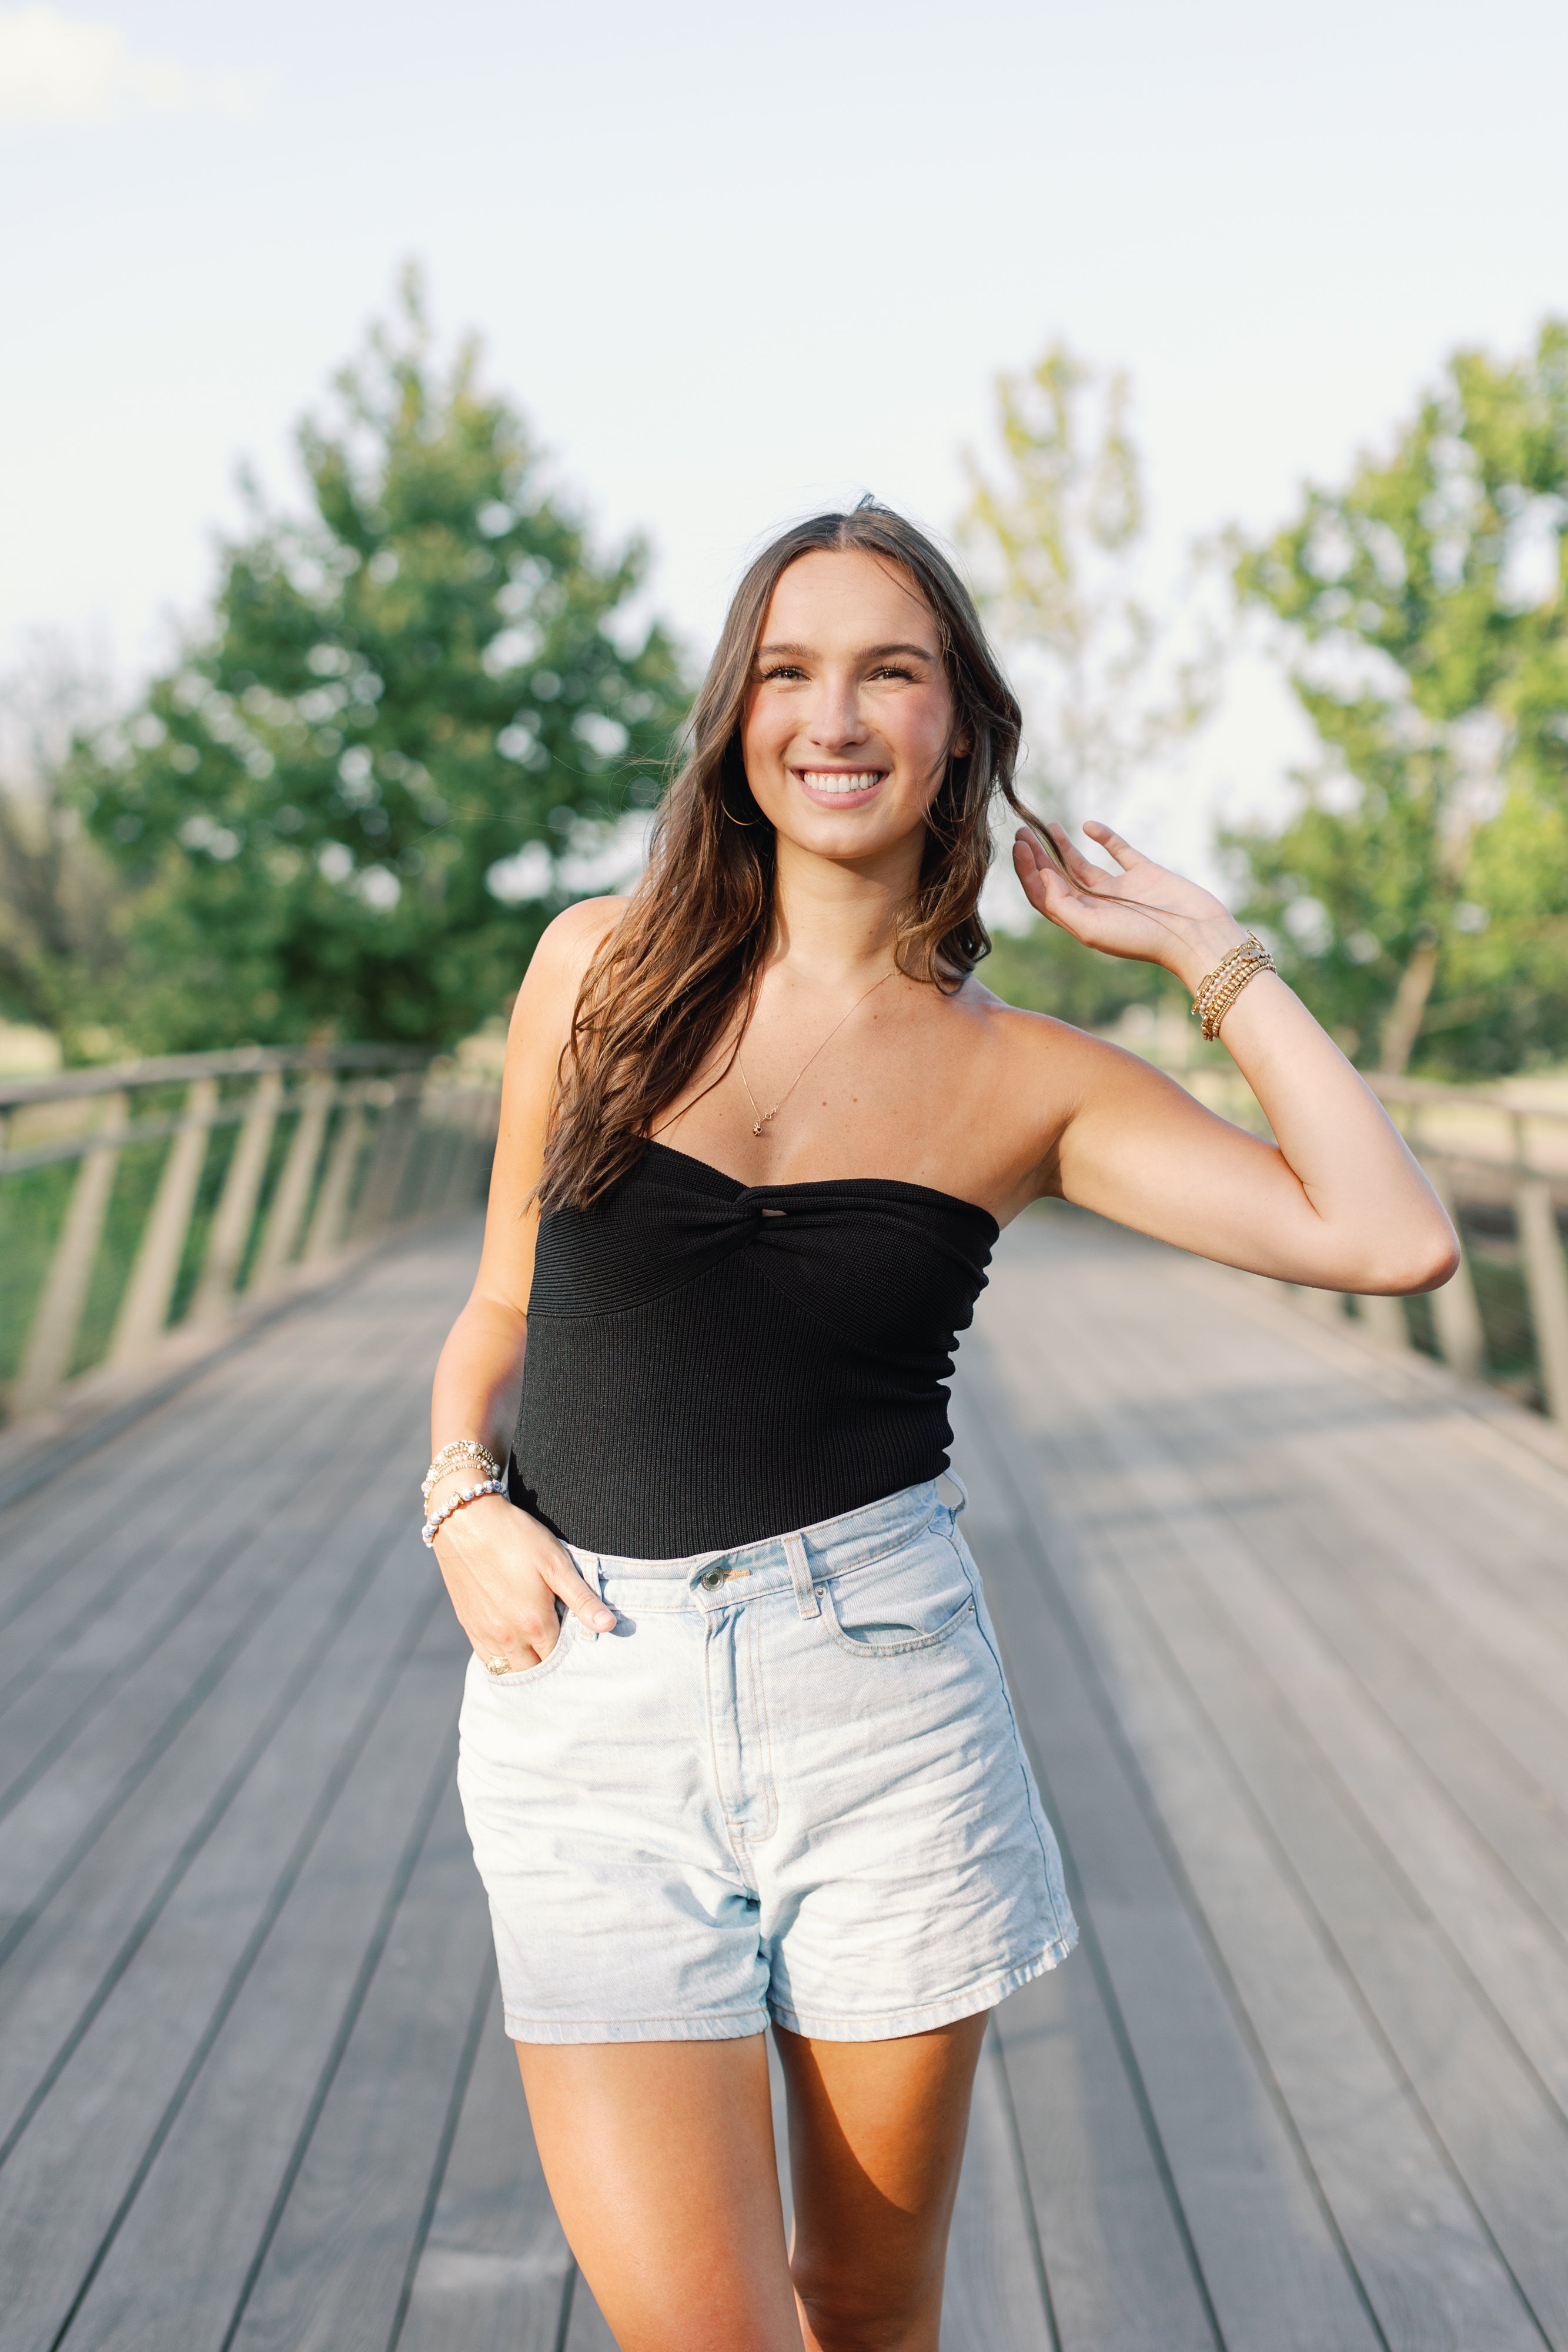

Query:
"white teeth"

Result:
[[800, 770, 884, 793]]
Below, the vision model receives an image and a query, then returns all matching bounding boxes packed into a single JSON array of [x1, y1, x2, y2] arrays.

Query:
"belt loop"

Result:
[[938, 1469, 969, 1515], [784, 1532, 819, 1619]]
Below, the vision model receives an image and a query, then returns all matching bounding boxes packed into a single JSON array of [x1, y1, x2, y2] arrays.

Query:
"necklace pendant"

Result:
[[752, 1121, 764, 1137]]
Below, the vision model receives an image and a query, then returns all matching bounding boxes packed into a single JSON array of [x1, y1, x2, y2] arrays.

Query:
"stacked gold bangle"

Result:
[[1191, 933, 1276, 1041]]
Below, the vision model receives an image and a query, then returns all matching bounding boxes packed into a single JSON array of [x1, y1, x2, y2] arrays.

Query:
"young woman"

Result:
[[426, 505, 1456, 2352]]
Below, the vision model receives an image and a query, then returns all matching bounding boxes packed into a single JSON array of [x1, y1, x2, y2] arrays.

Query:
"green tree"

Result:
[[1228, 320, 1568, 1074], [959, 340, 1214, 816], [83, 274, 691, 1052], [958, 340, 1212, 1026], [979, 920, 1183, 1030], [0, 651, 132, 1058]]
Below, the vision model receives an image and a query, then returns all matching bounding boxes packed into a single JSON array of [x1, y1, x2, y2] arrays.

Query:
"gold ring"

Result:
[[484, 1653, 512, 1676]]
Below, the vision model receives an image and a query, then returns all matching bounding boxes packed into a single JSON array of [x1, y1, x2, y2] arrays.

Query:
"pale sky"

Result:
[[2, 0, 1565, 901]]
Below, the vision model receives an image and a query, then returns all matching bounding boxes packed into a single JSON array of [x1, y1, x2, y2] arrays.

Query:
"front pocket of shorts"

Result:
[[479, 1607, 578, 1689], [817, 1538, 977, 1659]]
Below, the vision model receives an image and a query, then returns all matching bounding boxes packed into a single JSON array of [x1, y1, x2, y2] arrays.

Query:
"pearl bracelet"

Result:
[[422, 1478, 506, 1548], [422, 1439, 500, 1504]]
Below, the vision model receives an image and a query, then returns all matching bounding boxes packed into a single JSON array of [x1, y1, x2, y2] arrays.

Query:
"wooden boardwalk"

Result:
[[3, 1206, 1568, 2349]]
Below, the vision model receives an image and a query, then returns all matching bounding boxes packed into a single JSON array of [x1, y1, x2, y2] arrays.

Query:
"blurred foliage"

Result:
[[79, 270, 691, 1052], [959, 340, 1216, 820], [1228, 319, 1568, 1074], [0, 652, 133, 1057], [980, 916, 1181, 1029]]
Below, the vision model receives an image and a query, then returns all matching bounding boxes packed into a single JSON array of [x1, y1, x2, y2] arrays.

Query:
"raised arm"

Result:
[[1014, 821, 1459, 1294]]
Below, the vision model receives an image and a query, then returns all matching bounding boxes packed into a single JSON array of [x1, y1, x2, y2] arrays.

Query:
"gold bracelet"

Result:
[[1191, 933, 1266, 1023], [1192, 934, 1272, 1031], [1198, 951, 1275, 1040], [1199, 956, 1266, 1030], [1193, 933, 1260, 995], [422, 1439, 500, 1502]]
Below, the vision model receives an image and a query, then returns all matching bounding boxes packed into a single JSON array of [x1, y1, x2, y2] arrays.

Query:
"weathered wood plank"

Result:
[[970, 1346, 1542, 2352], [952, 1380, 1380, 2352], [1112, 1257, 1568, 1849], [0, 1586, 454, 2351], [55, 1613, 463, 2352], [0, 1361, 421, 1830], [1209, 1260, 1568, 1646], [1139, 1319, 1568, 1942], [0, 1298, 366, 1648], [228, 1773, 494, 2352], [0, 1475, 425, 2154], [971, 1211, 1568, 2344], [398, 1988, 573, 2352], [0, 1409, 426, 1950], [8, 1204, 1568, 2348], [951, 1456, 1219, 2352], [0, 1254, 426, 1736], [0, 1237, 463, 1865], [941, 2029, 1056, 2351], [0, 1224, 459, 1599], [1061, 1255, 1568, 2132], [563, 2270, 621, 2348]]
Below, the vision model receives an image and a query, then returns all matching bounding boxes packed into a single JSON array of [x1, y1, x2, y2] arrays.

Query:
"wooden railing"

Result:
[[0, 1045, 501, 1424], [1165, 1053, 1568, 1434]]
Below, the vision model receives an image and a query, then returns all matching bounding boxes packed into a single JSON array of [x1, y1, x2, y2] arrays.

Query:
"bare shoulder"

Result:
[[521, 895, 629, 997], [956, 975, 1124, 1071], [955, 975, 1192, 1118], [507, 896, 630, 1035]]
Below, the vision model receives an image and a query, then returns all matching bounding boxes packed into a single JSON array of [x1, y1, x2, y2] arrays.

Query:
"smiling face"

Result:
[[740, 548, 961, 871]]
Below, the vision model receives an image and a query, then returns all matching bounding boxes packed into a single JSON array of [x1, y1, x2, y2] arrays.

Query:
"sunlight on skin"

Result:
[[740, 547, 963, 929], [514, 2018, 988, 2352]]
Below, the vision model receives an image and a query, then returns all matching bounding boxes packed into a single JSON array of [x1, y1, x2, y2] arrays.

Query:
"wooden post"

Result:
[[410, 1093, 462, 1218], [303, 1094, 367, 1263], [1355, 1294, 1410, 1350], [347, 1079, 422, 1241], [250, 1076, 335, 1287], [1516, 1176, 1568, 1431], [1288, 1286, 1346, 1327], [190, 1068, 283, 1322], [13, 1090, 128, 1408], [440, 1091, 489, 1214], [109, 1078, 217, 1369], [1426, 1164, 1486, 1382]]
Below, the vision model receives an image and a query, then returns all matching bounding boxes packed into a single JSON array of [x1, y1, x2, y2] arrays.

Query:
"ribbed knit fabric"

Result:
[[510, 1141, 998, 1559]]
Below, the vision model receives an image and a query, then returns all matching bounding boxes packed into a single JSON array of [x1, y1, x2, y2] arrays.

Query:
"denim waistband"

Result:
[[566, 1475, 965, 1613]]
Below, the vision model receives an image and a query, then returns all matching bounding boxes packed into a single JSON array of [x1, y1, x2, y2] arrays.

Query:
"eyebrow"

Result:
[[755, 640, 938, 662]]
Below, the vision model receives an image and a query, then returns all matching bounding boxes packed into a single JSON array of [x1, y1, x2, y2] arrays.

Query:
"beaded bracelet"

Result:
[[1198, 957, 1272, 1040], [1192, 933, 1275, 1041], [422, 1478, 506, 1548], [1193, 931, 1261, 990], [422, 1439, 500, 1503], [1192, 932, 1265, 1021]]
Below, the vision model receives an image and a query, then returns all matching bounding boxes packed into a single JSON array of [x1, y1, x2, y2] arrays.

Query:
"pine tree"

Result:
[[83, 274, 690, 1051]]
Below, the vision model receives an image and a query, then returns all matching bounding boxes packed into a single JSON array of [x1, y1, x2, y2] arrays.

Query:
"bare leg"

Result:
[[516, 2034, 801, 2351], [777, 2012, 989, 2352]]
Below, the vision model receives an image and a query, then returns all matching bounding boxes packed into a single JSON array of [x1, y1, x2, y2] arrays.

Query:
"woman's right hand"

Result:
[[432, 1486, 615, 1671]]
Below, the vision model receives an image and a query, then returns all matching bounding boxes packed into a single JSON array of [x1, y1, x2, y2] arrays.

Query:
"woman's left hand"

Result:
[[1014, 820, 1247, 995]]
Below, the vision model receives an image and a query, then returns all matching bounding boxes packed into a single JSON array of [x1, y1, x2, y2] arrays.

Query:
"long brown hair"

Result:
[[539, 503, 1047, 1212]]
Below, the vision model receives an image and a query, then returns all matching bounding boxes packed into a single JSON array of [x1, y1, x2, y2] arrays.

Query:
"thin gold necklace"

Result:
[[735, 970, 896, 1138]]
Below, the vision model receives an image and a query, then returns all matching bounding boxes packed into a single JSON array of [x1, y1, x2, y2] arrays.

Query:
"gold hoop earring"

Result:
[[720, 798, 757, 827]]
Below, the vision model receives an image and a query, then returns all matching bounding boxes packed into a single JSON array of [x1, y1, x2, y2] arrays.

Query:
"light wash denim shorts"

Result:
[[457, 1477, 1077, 2044]]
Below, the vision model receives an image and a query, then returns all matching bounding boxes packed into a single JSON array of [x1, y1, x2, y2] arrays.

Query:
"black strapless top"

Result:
[[509, 1141, 998, 1558]]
